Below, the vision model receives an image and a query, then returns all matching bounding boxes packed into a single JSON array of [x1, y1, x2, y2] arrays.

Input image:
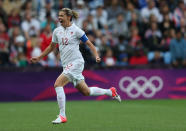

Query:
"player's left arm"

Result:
[[78, 28, 101, 63], [85, 40, 101, 63]]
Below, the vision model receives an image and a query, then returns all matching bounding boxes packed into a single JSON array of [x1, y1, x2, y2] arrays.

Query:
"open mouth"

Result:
[[59, 20, 63, 23]]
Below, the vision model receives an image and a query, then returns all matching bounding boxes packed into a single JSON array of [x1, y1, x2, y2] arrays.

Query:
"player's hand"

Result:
[[30, 57, 40, 63], [96, 57, 101, 63]]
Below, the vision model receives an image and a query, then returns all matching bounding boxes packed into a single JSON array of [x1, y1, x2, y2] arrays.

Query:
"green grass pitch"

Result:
[[0, 100, 186, 131]]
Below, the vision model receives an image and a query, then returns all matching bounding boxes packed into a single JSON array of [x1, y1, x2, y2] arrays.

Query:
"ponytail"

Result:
[[60, 8, 79, 21], [71, 10, 79, 20]]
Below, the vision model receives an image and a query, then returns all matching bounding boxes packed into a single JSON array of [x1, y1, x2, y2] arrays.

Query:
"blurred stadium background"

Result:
[[0, 0, 186, 130]]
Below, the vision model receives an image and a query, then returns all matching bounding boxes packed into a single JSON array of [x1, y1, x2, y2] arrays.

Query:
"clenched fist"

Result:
[[30, 57, 40, 63], [96, 57, 101, 63]]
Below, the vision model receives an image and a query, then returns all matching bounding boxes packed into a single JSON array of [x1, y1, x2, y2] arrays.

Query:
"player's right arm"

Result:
[[30, 42, 56, 63], [31, 28, 58, 63]]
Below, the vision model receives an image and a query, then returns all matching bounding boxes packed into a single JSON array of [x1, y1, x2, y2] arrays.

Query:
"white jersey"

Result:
[[52, 23, 85, 67]]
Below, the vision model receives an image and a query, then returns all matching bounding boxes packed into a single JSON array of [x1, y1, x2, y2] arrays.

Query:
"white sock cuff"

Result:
[[89, 87, 93, 96], [55, 86, 64, 93]]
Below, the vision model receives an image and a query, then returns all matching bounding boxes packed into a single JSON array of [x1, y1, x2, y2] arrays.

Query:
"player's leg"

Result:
[[75, 80, 90, 96], [75, 80, 111, 96], [52, 74, 69, 124], [75, 80, 121, 102]]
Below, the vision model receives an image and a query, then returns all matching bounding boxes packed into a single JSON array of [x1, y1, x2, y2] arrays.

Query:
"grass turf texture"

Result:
[[0, 100, 186, 131]]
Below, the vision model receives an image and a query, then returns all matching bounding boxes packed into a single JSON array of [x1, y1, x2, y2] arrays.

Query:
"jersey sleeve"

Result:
[[76, 27, 88, 43], [52, 29, 58, 44]]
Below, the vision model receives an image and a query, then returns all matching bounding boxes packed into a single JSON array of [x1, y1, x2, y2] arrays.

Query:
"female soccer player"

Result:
[[30, 8, 121, 124]]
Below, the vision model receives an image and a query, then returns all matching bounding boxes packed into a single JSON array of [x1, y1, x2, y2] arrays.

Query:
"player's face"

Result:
[[58, 11, 71, 25], [58, 11, 68, 24]]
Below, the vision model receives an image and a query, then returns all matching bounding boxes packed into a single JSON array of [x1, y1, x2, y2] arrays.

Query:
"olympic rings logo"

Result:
[[119, 76, 163, 98]]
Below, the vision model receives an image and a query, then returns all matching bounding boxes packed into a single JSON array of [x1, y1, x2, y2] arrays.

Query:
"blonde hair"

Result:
[[60, 8, 79, 21]]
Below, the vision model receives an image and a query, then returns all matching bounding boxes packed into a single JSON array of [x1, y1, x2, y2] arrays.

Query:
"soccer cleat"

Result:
[[52, 115, 67, 124], [110, 87, 121, 102]]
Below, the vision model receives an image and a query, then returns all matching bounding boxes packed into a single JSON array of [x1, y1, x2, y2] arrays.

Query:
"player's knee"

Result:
[[54, 82, 60, 88], [82, 90, 90, 96]]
